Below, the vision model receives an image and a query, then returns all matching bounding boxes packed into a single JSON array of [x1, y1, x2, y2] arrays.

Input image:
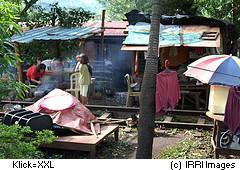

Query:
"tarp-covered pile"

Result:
[[27, 88, 96, 134]]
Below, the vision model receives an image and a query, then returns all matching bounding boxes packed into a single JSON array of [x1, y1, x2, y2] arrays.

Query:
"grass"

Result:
[[156, 130, 213, 159]]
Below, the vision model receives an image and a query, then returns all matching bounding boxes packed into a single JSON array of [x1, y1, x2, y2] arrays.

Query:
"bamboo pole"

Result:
[[100, 9, 106, 60]]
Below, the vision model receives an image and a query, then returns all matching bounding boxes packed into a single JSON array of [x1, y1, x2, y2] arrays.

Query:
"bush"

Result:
[[0, 0, 31, 100], [0, 123, 56, 159]]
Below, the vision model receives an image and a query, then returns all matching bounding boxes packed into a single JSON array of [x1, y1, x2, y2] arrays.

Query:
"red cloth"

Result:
[[224, 87, 240, 134], [26, 65, 45, 81], [155, 71, 180, 115], [26, 89, 96, 134], [134, 51, 139, 76]]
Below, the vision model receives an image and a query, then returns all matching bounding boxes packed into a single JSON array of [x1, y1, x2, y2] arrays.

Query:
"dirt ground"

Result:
[[44, 126, 214, 159], [42, 127, 186, 159], [126, 128, 185, 159], [94, 127, 216, 159]]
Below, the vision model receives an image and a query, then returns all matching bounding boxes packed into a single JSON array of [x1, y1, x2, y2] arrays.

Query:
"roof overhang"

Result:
[[11, 26, 103, 44]]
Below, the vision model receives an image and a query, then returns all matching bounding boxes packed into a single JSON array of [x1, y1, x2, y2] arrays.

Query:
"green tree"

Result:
[[97, 0, 197, 20], [136, 0, 161, 159], [0, 0, 29, 100], [135, 0, 152, 14], [24, 3, 94, 28], [195, 0, 232, 20], [159, 0, 197, 15], [18, 3, 94, 65], [97, 0, 137, 20], [21, 0, 39, 17], [7, 0, 39, 18], [195, 0, 240, 34]]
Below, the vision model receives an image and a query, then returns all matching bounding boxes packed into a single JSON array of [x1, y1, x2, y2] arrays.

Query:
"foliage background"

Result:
[[19, 3, 94, 66], [97, 0, 240, 52], [0, 0, 30, 100]]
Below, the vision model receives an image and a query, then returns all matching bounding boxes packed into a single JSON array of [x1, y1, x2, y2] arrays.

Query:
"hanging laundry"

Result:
[[224, 87, 240, 135], [134, 51, 139, 76], [155, 71, 180, 115]]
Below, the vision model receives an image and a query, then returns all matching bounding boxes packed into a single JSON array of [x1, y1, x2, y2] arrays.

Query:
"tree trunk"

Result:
[[136, 0, 161, 159], [20, 0, 39, 17], [232, 0, 237, 25]]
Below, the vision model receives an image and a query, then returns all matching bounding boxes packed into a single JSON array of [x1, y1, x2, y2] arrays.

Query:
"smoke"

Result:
[[92, 60, 114, 96], [34, 59, 73, 98]]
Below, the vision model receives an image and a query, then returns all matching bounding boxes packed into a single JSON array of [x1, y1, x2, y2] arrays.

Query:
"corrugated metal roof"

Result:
[[11, 26, 103, 43], [83, 21, 128, 36]]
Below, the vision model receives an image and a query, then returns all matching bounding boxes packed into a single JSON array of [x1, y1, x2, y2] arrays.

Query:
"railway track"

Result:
[[0, 100, 213, 130]]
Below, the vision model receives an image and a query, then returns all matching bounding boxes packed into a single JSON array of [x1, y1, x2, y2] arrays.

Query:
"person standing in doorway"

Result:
[[79, 53, 91, 105], [74, 54, 81, 72]]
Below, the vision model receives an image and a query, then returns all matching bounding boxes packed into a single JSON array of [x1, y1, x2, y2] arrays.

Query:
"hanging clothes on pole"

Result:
[[155, 62, 180, 115], [224, 87, 240, 135], [134, 51, 139, 77]]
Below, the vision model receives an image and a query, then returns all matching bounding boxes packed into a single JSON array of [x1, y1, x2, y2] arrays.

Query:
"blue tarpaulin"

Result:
[[123, 22, 202, 46]]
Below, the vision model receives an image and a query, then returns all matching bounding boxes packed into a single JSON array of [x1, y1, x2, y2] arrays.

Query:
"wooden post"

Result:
[[14, 43, 23, 82], [232, 0, 237, 24], [78, 39, 85, 54], [100, 9, 105, 60]]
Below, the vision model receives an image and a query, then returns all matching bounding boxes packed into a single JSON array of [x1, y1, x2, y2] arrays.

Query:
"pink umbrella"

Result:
[[184, 54, 240, 86]]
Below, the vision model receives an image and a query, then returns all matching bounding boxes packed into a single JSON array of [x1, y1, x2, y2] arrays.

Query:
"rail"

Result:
[[0, 100, 213, 130]]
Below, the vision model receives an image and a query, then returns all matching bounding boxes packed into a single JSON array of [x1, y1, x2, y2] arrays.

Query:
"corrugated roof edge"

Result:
[[11, 26, 103, 44]]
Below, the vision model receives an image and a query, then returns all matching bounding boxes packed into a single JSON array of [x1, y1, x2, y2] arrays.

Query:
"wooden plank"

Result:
[[155, 121, 213, 130], [42, 125, 119, 158], [56, 125, 118, 145], [164, 116, 173, 123], [201, 32, 219, 40], [99, 112, 111, 119], [87, 104, 140, 113], [87, 104, 206, 116], [197, 117, 205, 124], [167, 109, 206, 116], [123, 127, 132, 132], [206, 111, 224, 122], [90, 122, 98, 138], [44, 125, 118, 147]]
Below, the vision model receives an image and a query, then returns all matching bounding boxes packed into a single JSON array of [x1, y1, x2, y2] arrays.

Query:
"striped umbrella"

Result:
[[184, 54, 240, 86]]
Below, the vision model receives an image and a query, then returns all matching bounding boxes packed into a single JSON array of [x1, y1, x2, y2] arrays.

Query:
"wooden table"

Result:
[[42, 125, 119, 158], [206, 111, 240, 158], [180, 84, 209, 110]]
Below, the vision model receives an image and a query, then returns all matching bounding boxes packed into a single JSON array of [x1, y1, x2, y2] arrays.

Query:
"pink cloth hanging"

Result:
[[134, 51, 139, 76], [155, 71, 180, 115]]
